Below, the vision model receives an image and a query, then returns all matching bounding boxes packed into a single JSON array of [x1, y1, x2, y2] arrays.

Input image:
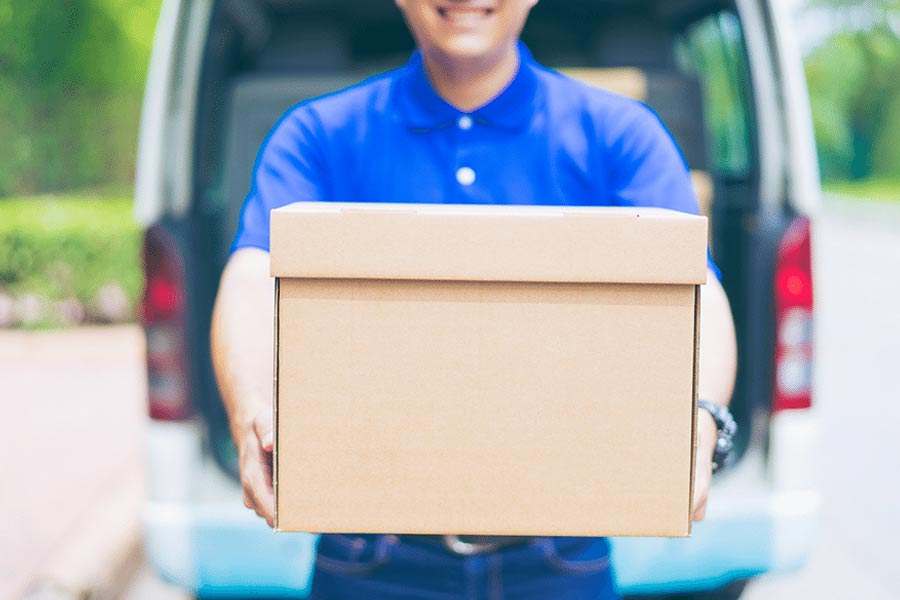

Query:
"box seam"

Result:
[[273, 276, 281, 531], [687, 284, 701, 535]]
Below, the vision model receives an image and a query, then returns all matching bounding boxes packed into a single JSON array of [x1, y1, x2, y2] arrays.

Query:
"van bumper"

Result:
[[144, 489, 818, 598], [143, 501, 317, 598], [611, 489, 819, 595]]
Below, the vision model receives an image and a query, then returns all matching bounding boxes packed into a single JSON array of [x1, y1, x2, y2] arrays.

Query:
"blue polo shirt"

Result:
[[233, 43, 716, 280]]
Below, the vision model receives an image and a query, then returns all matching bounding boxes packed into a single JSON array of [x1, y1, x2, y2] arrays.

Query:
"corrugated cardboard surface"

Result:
[[270, 202, 708, 285], [273, 203, 705, 537]]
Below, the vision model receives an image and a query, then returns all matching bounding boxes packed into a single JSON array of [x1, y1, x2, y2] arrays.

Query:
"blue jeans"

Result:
[[310, 535, 619, 600]]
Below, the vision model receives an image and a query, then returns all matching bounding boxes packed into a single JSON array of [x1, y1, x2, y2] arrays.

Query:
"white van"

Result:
[[135, 1, 820, 597]]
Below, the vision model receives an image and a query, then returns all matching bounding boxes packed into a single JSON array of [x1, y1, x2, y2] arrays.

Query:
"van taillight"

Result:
[[141, 225, 191, 420], [773, 217, 814, 412]]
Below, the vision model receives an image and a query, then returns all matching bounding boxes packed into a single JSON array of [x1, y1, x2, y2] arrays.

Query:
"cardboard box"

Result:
[[271, 202, 708, 537]]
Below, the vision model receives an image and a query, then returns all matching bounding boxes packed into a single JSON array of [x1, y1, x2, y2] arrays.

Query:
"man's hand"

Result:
[[691, 409, 718, 521], [239, 408, 275, 526]]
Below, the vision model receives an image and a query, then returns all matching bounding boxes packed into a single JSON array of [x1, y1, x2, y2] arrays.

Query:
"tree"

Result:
[[810, 0, 899, 19], [804, 0, 900, 180], [0, 0, 160, 196]]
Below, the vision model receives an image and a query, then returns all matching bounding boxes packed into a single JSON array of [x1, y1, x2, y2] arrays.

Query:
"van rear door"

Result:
[[135, 0, 213, 225]]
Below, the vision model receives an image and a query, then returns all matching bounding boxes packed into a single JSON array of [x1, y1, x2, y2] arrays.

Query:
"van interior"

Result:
[[188, 0, 765, 477]]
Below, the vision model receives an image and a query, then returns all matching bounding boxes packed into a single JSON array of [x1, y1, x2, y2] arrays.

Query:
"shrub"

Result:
[[0, 194, 141, 328]]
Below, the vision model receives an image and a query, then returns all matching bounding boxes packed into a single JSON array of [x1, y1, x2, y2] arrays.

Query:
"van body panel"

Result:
[[134, 0, 213, 224], [169, 0, 215, 218], [766, 0, 823, 216], [736, 0, 786, 210], [134, 0, 183, 225]]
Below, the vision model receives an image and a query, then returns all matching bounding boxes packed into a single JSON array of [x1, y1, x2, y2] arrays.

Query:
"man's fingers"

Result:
[[250, 477, 276, 526], [691, 452, 712, 521], [240, 433, 276, 527], [691, 494, 708, 521], [253, 412, 274, 452], [243, 470, 276, 526], [692, 479, 708, 521], [692, 498, 707, 521], [692, 473, 708, 509], [239, 407, 277, 525]]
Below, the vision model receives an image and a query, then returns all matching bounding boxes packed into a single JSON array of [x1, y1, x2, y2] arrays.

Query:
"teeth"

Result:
[[437, 5, 493, 19]]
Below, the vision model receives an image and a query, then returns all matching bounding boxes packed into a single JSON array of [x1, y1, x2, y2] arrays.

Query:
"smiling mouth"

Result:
[[436, 5, 496, 20]]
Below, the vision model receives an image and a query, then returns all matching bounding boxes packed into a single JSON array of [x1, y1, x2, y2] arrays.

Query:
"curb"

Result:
[[21, 470, 143, 600]]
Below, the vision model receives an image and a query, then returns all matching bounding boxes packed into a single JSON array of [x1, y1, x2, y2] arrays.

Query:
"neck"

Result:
[[422, 43, 520, 112]]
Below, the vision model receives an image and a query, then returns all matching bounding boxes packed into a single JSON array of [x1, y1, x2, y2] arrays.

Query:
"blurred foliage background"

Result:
[[0, 0, 160, 195], [0, 0, 897, 327], [806, 0, 900, 187]]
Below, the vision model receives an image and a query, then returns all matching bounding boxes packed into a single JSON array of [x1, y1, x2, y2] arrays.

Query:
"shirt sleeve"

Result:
[[231, 106, 328, 253], [606, 103, 721, 280]]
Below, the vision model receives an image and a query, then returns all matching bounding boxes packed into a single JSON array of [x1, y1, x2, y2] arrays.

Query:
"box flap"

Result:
[[270, 202, 708, 284]]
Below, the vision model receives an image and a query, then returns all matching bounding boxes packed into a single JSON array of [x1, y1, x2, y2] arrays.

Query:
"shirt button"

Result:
[[456, 166, 476, 186], [457, 115, 473, 130]]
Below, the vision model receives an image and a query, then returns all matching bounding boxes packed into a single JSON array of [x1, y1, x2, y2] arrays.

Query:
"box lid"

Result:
[[270, 202, 708, 284]]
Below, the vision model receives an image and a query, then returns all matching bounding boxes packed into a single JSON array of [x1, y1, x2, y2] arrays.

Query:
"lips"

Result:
[[436, 2, 496, 23]]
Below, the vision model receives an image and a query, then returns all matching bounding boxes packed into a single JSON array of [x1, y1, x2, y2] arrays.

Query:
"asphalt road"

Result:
[[0, 326, 146, 600], [743, 198, 900, 599]]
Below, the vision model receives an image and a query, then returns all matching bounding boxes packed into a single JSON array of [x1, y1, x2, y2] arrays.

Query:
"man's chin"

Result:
[[430, 36, 499, 63]]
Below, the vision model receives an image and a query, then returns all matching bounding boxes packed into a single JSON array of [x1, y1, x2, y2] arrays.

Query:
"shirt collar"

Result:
[[394, 41, 541, 132]]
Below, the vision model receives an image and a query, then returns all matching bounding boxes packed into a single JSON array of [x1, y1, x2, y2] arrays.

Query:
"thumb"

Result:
[[253, 411, 274, 452]]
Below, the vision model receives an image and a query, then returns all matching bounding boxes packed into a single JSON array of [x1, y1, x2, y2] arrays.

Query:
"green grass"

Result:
[[824, 178, 900, 203], [0, 192, 141, 328]]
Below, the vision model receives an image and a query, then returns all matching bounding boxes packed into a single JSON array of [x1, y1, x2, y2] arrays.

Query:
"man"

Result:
[[211, 0, 738, 598]]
